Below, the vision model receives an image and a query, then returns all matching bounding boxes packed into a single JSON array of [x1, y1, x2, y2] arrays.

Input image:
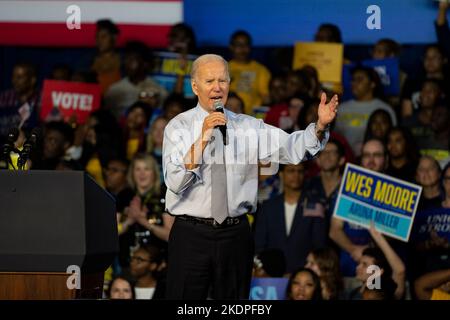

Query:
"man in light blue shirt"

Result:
[[163, 54, 339, 299]]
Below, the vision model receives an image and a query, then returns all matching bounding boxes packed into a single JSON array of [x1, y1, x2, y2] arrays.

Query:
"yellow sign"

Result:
[[293, 42, 343, 84]]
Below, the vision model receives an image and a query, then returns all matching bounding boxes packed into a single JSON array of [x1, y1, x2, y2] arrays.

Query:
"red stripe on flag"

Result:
[[0, 22, 171, 48]]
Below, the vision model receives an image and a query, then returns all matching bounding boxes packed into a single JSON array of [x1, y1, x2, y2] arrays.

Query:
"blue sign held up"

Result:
[[249, 278, 289, 300], [333, 163, 422, 242]]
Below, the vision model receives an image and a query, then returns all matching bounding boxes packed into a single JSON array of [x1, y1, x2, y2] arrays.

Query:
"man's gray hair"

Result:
[[190, 54, 230, 82]]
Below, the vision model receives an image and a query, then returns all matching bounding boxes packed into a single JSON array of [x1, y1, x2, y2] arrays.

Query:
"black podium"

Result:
[[0, 170, 118, 299]]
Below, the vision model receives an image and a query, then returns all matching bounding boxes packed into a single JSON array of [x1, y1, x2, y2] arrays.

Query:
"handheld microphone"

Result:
[[213, 100, 227, 145]]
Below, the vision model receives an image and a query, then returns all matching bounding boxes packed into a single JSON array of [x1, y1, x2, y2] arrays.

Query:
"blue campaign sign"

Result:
[[151, 51, 198, 98], [412, 207, 450, 242], [333, 163, 422, 241], [249, 277, 289, 300], [342, 58, 400, 101]]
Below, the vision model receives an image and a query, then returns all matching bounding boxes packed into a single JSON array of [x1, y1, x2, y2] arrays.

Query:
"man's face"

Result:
[[43, 129, 67, 160], [351, 70, 374, 100], [192, 60, 230, 112], [420, 82, 441, 109], [361, 140, 386, 172], [12, 66, 35, 95], [416, 157, 440, 187], [96, 29, 115, 53], [104, 160, 128, 193], [281, 164, 305, 191], [124, 53, 143, 78], [230, 35, 250, 62], [317, 142, 343, 172]]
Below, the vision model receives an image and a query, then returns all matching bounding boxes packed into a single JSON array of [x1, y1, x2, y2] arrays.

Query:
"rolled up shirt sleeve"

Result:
[[258, 121, 329, 164], [162, 121, 203, 195]]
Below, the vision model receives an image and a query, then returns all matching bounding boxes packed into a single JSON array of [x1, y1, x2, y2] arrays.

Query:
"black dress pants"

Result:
[[165, 216, 254, 300]]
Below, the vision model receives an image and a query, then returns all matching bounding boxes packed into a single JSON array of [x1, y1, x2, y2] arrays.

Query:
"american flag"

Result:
[[0, 0, 183, 47]]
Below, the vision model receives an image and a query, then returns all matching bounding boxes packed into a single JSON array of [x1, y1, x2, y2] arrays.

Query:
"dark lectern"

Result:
[[0, 170, 118, 299]]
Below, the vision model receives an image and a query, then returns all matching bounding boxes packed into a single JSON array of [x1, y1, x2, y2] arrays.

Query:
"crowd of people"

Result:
[[0, 3, 449, 301]]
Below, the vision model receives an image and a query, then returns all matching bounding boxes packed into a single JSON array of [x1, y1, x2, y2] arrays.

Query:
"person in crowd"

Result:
[[91, 19, 121, 93], [415, 268, 450, 300], [117, 153, 172, 269], [363, 109, 393, 145], [349, 225, 406, 300], [304, 139, 346, 230], [129, 244, 165, 299], [417, 104, 450, 167], [107, 276, 135, 300], [334, 66, 397, 157], [0, 62, 40, 144], [410, 161, 450, 287], [371, 38, 407, 110], [314, 23, 342, 43], [255, 163, 328, 273], [76, 110, 124, 186], [146, 116, 168, 180], [286, 268, 323, 300], [385, 126, 420, 183], [435, 1, 450, 58], [305, 247, 343, 300], [415, 156, 442, 210], [228, 30, 271, 114], [32, 121, 74, 170], [329, 139, 386, 287], [50, 64, 73, 81], [105, 41, 168, 119], [161, 93, 186, 121], [401, 45, 449, 118], [104, 157, 132, 197], [403, 79, 445, 143], [166, 23, 197, 97], [123, 101, 152, 160]]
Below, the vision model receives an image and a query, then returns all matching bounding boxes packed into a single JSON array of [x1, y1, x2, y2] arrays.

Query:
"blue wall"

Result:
[[185, 0, 447, 46]]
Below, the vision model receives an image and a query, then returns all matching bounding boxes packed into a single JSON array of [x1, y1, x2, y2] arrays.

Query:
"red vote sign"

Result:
[[40, 80, 101, 124]]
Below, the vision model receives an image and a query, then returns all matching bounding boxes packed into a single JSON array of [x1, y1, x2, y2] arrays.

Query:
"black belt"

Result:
[[177, 214, 245, 228]]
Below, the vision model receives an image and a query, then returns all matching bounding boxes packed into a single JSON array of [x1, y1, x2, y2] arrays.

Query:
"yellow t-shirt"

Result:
[[431, 289, 450, 300], [229, 60, 271, 115], [86, 156, 105, 187], [127, 138, 140, 161]]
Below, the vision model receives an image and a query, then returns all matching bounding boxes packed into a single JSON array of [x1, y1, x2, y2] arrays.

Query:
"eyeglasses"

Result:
[[130, 256, 151, 263]]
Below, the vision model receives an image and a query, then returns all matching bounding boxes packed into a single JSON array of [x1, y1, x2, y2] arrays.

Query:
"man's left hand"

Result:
[[317, 92, 339, 130]]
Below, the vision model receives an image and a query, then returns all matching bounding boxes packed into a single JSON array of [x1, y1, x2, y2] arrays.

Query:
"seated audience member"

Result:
[[107, 276, 135, 300], [414, 268, 450, 300], [129, 245, 165, 299], [363, 109, 393, 145], [347, 233, 404, 300], [386, 127, 420, 183], [32, 121, 74, 170], [305, 247, 343, 300], [286, 268, 323, 301]]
